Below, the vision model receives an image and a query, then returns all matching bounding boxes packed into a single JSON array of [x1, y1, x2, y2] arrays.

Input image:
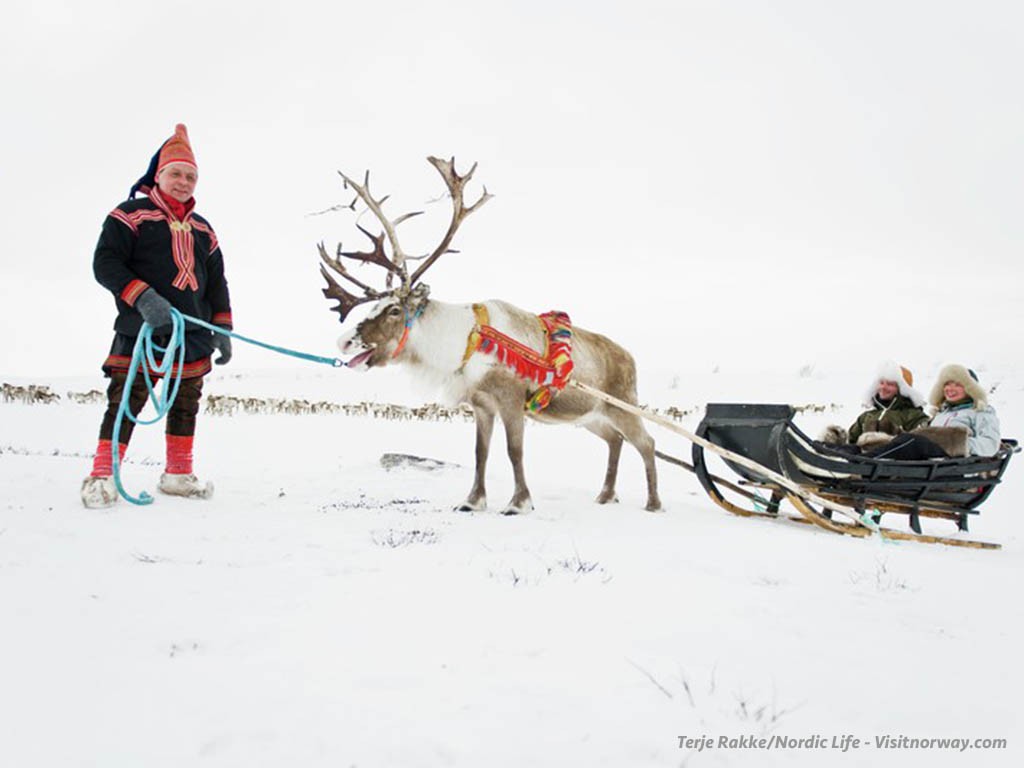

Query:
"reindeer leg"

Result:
[[635, 426, 662, 512], [499, 403, 533, 515], [457, 404, 495, 512], [586, 424, 623, 504], [610, 411, 662, 512]]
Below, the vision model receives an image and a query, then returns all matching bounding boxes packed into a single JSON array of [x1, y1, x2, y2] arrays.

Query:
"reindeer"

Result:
[[319, 157, 660, 514]]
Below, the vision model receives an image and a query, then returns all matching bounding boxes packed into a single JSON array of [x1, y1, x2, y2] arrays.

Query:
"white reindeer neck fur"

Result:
[[403, 299, 477, 373], [401, 299, 541, 402]]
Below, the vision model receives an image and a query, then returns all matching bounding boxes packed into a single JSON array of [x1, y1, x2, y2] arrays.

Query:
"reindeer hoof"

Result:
[[455, 497, 486, 512], [645, 500, 663, 512], [500, 499, 534, 516], [596, 491, 619, 505]]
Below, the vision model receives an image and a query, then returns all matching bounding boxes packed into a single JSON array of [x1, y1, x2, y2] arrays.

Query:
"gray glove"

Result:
[[212, 330, 232, 365], [135, 288, 173, 331]]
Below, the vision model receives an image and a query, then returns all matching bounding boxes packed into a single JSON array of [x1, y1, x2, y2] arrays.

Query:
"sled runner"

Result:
[[690, 403, 1019, 548]]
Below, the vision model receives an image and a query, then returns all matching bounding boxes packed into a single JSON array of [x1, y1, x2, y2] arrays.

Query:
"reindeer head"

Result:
[[318, 156, 492, 369], [337, 284, 431, 370]]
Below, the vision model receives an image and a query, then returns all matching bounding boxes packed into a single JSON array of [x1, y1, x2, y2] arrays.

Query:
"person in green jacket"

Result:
[[821, 361, 929, 449]]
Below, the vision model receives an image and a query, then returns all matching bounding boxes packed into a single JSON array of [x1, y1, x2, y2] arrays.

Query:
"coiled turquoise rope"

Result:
[[111, 309, 344, 505]]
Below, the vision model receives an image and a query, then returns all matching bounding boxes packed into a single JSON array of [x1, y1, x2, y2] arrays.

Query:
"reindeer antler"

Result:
[[317, 241, 382, 321], [318, 241, 384, 293], [339, 224, 404, 276], [318, 168, 421, 319], [338, 170, 423, 285], [319, 157, 492, 323], [409, 156, 493, 287]]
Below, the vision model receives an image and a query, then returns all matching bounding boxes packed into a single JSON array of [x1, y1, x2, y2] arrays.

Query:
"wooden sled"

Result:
[[690, 403, 1018, 550], [572, 383, 1017, 550]]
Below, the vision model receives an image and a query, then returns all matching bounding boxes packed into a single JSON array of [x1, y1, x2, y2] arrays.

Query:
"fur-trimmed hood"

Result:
[[863, 360, 925, 408], [929, 364, 988, 409]]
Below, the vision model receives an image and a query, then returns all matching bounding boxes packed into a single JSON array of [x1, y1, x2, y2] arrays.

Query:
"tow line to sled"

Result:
[[111, 311, 344, 505], [570, 381, 1001, 551]]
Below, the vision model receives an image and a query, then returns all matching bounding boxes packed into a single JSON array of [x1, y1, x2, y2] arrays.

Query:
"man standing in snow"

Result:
[[81, 123, 233, 508]]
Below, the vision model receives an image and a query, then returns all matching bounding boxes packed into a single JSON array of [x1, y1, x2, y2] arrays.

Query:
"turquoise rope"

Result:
[[858, 508, 896, 544], [111, 309, 345, 505], [751, 491, 772, 514], [112, 312, 187, 505], [858, 510, 881, 531], [182, 313, 345, 368]]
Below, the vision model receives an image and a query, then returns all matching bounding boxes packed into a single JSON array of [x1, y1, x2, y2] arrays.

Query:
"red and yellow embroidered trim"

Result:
[[109, 207, 165, 234], [120, 279, 150, 306], [116, 190, 204, 293], [461, 304, 574, 412], [103, 354, 212, 380], [211, 311, 233, 328], [190, 218, 219, 254]]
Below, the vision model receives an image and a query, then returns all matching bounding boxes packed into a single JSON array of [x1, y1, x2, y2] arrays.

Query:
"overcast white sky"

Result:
[[2, 0, 1021, 385]]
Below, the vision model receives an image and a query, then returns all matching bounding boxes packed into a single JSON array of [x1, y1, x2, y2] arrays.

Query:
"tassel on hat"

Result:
[[129, 123, 197, 199]]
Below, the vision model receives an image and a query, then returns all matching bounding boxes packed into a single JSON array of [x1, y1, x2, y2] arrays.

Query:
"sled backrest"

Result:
[[696, 403, 795, 481]]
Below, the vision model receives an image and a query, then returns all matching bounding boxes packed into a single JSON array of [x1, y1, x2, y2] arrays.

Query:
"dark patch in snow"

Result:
[[380, 452, 461, 471], [318, 493, 431, 514], [371, 528, 439, 547]]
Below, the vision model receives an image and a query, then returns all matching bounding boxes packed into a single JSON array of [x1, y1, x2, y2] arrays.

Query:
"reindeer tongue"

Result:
[[347, 348, 375, 368]]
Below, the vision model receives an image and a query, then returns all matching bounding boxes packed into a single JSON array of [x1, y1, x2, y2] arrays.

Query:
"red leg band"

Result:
[[165, 434, 194, 475], [91, 439, 128, 477]]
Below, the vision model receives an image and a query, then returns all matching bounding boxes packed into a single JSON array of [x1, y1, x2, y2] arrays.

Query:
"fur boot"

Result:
[[158, 473, 214, 499], [912, 426, 970, 457], [81, 476, 117, 509]]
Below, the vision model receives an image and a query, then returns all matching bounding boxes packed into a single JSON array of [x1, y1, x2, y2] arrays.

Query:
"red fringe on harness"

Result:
[[470, 311, 574, 412]]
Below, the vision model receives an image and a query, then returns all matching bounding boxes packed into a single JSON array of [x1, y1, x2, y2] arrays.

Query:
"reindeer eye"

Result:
[[388, 306, 403, 317]]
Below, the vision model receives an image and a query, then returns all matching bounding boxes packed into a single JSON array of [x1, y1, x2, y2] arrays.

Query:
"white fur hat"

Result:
[[863, 360, 925, 407], [929, 364, 988, 409]]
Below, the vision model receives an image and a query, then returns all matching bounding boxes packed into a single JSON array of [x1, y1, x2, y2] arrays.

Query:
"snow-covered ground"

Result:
[[1, 364, 1021, 767], [5, 2, 1022, 765]]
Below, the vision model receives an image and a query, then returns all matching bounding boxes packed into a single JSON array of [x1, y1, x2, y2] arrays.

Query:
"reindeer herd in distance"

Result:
[[1, 381, 705, 423]]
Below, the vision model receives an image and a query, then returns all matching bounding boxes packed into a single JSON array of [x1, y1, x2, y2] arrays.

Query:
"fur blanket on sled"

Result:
[[819, 424, 970, 457]]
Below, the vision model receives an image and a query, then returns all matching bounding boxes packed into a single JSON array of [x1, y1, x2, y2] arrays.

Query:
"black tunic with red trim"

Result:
[[93, 187, 232, 378]]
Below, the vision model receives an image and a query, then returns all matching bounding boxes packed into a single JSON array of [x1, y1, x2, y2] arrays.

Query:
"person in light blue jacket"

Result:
[[927, 364, 1001, 456], [868, 364, 1001, 460]]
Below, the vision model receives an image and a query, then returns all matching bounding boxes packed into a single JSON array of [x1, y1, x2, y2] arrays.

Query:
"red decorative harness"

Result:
[[462, 304, 574, 412]]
